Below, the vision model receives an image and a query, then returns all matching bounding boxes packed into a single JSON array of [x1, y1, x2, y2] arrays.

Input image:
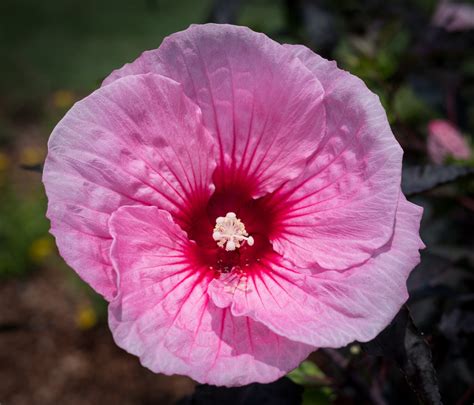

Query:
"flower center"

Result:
[[212, 212, 254, 251]]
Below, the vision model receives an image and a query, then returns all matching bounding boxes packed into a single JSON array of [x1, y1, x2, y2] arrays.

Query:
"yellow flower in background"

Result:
[[20, 146, 45, 166], [350, 344, 362, 356], [29, 236, 55, 263], [53, 90, 75, 109], [76, 306, 98, 330], [0, 151, 10, 171]]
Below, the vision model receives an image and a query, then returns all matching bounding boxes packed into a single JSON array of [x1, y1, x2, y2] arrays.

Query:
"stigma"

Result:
[[212, 212, 254, 251]]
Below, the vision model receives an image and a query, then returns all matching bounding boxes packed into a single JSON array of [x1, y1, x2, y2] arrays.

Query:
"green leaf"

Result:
[[392, 85, 432, 124], [288, 360, 326, 385], [302, 387, 333, 405], [0, 186, 50, 277]]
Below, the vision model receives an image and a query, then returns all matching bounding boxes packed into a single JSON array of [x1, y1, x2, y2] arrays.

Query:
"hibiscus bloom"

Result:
[[43, 24, 424, 386], [427, 119, 471, 164]]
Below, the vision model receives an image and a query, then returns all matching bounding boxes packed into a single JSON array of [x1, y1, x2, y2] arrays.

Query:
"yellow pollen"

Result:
[[213, 212, 254, 251]]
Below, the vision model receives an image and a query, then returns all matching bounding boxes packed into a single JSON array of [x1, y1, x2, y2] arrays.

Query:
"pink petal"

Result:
[[43, 73, 216, 299], [267, 45, 403, 270], [103, 24, 327, 197], [108, 205, 313, 386], [432, 2, 474, 32], [208, 196, 424, 347]]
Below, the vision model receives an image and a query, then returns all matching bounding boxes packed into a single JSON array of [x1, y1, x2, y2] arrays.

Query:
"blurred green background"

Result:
[[1, 0, 473, 404]]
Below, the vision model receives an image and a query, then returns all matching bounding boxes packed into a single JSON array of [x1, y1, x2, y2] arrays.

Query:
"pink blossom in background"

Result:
[[43, 24, 424, 386], [432, 0, 474, 32], [427, 119, 471, 164]]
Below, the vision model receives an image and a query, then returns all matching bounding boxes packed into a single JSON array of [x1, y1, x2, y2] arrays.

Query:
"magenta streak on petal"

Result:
[[44, 24, 425, 387], [43, 73, 216, 299], [102, 24, 327, 198], [108, 204, 313, 386], [207, 195, 423, 348]]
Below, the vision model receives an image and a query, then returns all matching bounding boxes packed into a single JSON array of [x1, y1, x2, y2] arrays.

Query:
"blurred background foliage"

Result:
[[0, 0, 473, 404]]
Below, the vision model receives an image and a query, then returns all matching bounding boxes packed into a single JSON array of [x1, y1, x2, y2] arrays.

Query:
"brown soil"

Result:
[[0, 266, 196, 405]]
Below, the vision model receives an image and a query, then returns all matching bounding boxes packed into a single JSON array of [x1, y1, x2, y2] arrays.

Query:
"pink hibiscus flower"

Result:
[[43, 24, 424, 386], [427, 119, 471, 164]]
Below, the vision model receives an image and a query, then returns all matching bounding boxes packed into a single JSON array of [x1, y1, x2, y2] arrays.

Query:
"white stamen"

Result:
[[247, 236, 254, 246], [213, 212, 254, 251]]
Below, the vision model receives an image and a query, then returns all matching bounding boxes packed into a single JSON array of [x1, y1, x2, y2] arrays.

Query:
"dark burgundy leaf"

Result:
[[362, 306, 442, 405], [19, 163, 43, 173], [402, 165, 474, 196], [0, 321, 24, 333], [177, 377, 303, 405], [438, 295, 474, 354]]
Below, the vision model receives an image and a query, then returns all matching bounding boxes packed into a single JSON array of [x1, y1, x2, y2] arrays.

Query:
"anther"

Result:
[[213, 212, 254, 251]]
